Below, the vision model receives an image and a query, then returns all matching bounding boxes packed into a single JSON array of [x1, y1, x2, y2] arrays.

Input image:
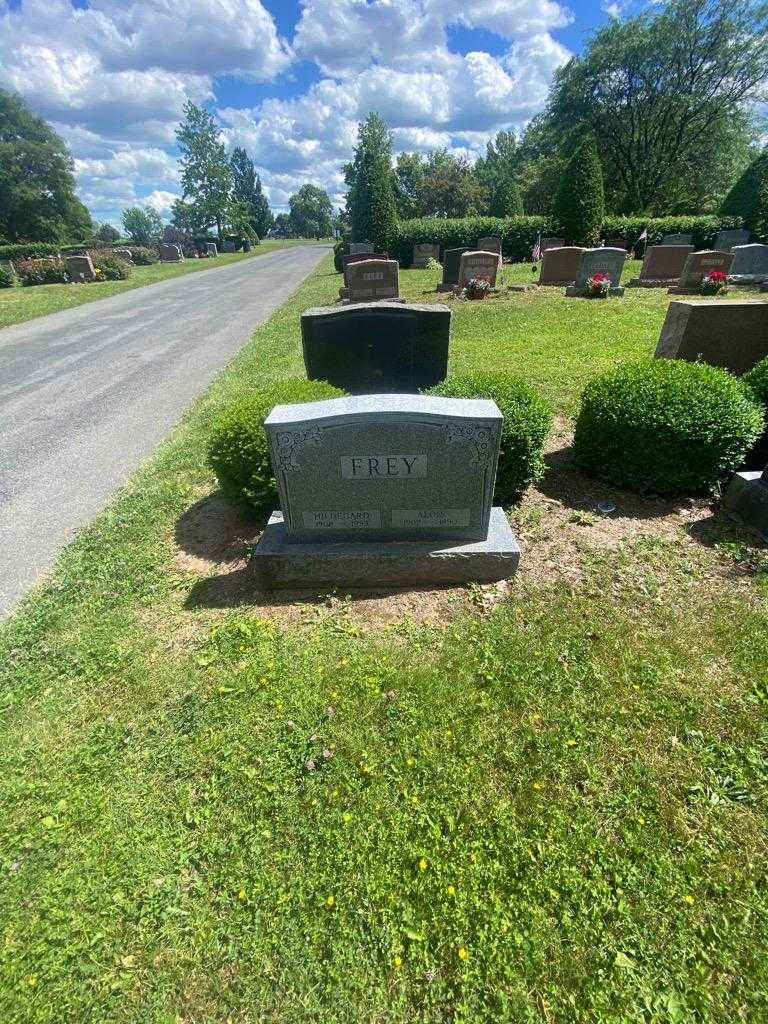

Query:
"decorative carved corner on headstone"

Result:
[[274, 426, 324, 471], [444, 424, 494, 467]]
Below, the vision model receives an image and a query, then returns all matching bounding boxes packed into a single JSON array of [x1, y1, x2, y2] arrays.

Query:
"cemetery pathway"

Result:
[[0, 243, 330, 615]]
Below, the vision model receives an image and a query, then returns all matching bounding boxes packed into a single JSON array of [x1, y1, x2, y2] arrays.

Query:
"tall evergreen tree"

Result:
[[230, 147, 273, 238], [0, 89, 92, 242], [176, 102, 234, 241], [552, 136, 605, 245], [721, 149, 768, 235], [474, 131, 523, 216], [347, 114, 397, 249]]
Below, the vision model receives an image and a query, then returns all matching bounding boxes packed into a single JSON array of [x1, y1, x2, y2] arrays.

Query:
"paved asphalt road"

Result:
[[0, 244, 329, 615]]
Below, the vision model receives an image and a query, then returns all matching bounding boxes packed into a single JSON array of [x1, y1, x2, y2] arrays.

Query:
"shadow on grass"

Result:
[[175, 493, 263, 565], [537, 444, 685, 522]]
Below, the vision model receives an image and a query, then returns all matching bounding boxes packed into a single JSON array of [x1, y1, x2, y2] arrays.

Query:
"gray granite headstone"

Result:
[[205, 242, 218, 257], [661, 233, 693, 245], [342, 252, 387, 283], [65, 255, 96, 282], [412, 243, 440, 268], [345, 259, 399, 303], [725, 465, 768, 541], [729, 244, 768, 284], [477, 236, 502, 258], [222, 240, 236, 253], [349, 242, 374, 255], [538, 246, 583, 285], [713, 229, 750, 251], [673, 250, 733, 291], [158, 243, 183, 262], [628, 244, 692, 286], [301, 302, 450, 393], [249, 395, 520, 587], [437, 248, 468, 291], [458, 251, 499, 288], [541, 237, 565, 252], [655, 299, 768, 374], [572, 247, 626, 290]]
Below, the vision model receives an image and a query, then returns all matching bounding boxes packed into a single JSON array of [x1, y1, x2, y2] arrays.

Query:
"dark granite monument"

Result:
[[565, 247, 626, 296], [65, 255, 96, 282], [541, 237, 565, 252], [713, 229, 750, 251], [458, 251, 499, 288], [655, 299, 768, 374], [538, 246, 583, 285], [250, 394, 520, 587], [627, 244, 693, 287], [345, 258, 400, 303], [436, 248, 468, 292], [669, 250, 734, 293], [301, 301, 450, 393], [158, 243, 183, 262], [349, 242, 374, 255], [725, 466, 768, 541], [661, 233, 693, 245], [729, 244, 768, 286]]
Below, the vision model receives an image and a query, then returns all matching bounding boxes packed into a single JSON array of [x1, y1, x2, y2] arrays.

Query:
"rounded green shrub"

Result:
[[333, 241, 345, 273], [427, 372, 553, 504], [743, 357, 768, 407], [92, 253, 131, 280], [127, 246, 158, 265], [574, 359, 764, 495], [207, 378, 347, 512], [0, 263, 17, 288]]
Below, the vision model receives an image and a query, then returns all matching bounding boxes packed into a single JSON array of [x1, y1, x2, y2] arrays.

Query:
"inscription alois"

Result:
[[341, 455, 426, 479]]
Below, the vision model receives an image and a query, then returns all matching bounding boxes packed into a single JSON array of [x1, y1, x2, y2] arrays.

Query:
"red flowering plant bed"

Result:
[[700, 269, 728, 295], [586, 271, 612, 297]]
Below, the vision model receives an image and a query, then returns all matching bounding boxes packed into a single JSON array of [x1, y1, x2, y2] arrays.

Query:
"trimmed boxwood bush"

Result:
[[91, 253, 131, 280], [333, 241, 345, 273], [207, 378, 347, 512], [126, 246, 158, 265], [741, 356, 768, 468], [0, 264, 17, 288], [0, 242, 60, 260], [574, 359, 764, 496], [426, 372, 552, 504]]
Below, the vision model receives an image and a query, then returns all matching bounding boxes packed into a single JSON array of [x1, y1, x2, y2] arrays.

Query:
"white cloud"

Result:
[[0, 0, 573, 220]]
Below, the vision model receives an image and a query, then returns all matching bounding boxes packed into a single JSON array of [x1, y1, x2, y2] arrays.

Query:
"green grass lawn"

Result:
[[1, 256, 767, 1023], [0, 240, 320, 330]]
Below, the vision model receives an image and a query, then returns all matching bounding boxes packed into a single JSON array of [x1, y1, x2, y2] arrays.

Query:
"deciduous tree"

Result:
[[121, 206, 162, 246], [288, 184, 333, 238], [176, 102, 234, 241], [230, 147, 273, 238]]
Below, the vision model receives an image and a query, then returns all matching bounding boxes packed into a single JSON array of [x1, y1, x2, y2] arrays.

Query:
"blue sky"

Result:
[[0, 0, 642, 225]]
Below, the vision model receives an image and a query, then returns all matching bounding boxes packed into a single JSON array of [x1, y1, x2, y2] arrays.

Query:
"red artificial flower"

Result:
[[708, 270, 727, 282], [592, 272, 611, 282]]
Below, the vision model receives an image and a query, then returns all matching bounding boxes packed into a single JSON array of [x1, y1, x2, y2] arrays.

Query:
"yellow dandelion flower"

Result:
[[566, 739, 577, 747], [683, 894, 695, 905], [393, 955, 402, 968], [532, 781, 544, 791], [447, 885, 456, 896], [237, 889, 247, 901], [419, 858, 428, 872], [532, 713, 542, 722], [343, 812, 352, 824], [406, 757, 415, 767], [326, 895, 335, 907], [458, 947, 468, 961]]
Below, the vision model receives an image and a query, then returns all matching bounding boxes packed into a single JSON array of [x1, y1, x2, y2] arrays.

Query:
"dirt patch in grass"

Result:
[[170, 419, 764, 627]]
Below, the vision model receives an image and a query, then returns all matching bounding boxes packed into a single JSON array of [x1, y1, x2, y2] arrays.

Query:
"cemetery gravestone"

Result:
[[412, 243, 440, 269], [437, 248, 468, 292], [345, 258, 401, 303], [250, 394, 520, 587], [65, 255, 96, 283], [566, 248, 626, 296], [159, 243, 183, 262], [349, 242, 374, 255], [458, 251, 499, 289], [222, 240, 236, 253], [714, 229, 750, 251], [340, 252, 388, 299], [112, 248, 133, 262], [669, 250, 733, 293], [542, 237, 565, 252], [655, 300, 768, 375], [477, 237, 502, 268], [538, 246, 583, 285], [627, 244, 693, 287], [729, 244, 768, 285], [606, 238, 628, 250], [662, 233, 693, 245], [301, 302, 450, 393], [725, 464, 768, 541], [205, 242, 218, 257]]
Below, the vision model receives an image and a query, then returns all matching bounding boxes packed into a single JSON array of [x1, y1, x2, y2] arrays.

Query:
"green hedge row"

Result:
[[393, 215, 745, 265], [0, 242, 61, 260]]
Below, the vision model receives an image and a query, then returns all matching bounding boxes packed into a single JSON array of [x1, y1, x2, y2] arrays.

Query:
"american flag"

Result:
[[531, 234, 543, 262], [638, 227, 648, 242]]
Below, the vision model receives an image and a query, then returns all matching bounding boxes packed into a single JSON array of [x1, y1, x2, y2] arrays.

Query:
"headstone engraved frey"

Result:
[[669, 250, 733, 293], [627, 244, 693, 287], [458, 251, 499, 289], [566, 247, 626, 295], [158, 243, 183, 262], [713, 229, 750, 251], [729, 244, 768, 285], [655, 300, 768, 375], [301, 302, 450, 393], [412, 243, 440, 269], [437, 248, 468, 292], [65, 254, 96, 282], [661, 232, 693, 245], [537, 246, 583, 285], [345, 258, 400, 303], [250, 395, 520, 587]]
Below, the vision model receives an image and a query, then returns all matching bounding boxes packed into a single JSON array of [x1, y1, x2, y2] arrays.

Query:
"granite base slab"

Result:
[[342, 296, 406, 305], [507, 283, 538, 292], [565, 286, 625, 297], [251, 507, 521, 589], [724, 470, 768, 540], [627, 278, 679, 288], [667, 286, 707, 295], [436, 283, 454, 293]]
